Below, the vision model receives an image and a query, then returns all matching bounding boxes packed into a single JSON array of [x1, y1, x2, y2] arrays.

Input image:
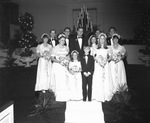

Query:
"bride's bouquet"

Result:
[[96, 55, 107, 68], [59, 56, 70, 68], [111, 52, 122, 63], [42, 50, 51, 60]]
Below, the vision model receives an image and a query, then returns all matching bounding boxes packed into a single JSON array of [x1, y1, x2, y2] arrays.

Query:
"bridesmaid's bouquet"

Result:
[[111, 52, 122, 63], [42, 50, 51, 60], [97, 55, 107, 68]]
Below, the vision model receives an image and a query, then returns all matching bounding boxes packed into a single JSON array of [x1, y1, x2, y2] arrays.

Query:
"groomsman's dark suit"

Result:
[[69, 34, 88, 57], [106, 36, 123, 46], [81, 54, 94, 101], [64, 35, 74, 53], [106, 36, 112, 46], [48, 37, 58, 47]]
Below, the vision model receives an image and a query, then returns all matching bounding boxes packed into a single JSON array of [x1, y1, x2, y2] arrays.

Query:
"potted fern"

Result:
[[29, 90, 63, 121], [103, 84, 143, 123]]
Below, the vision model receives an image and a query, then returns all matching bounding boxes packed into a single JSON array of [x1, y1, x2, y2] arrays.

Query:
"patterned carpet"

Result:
[[0, 64, 150, 123]]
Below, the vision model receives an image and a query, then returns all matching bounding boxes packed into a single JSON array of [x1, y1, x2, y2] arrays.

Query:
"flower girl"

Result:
[[92, 33, 114, 102], [35, 33, 52, 93], [68, 50, 82, 101]]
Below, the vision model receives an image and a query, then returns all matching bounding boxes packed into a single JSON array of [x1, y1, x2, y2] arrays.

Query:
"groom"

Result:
[[81, 46, 94, 101], [69, 27, 88, 57]]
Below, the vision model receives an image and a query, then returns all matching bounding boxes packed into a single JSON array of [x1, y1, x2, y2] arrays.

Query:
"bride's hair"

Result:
[[57, 33, 66, 40]]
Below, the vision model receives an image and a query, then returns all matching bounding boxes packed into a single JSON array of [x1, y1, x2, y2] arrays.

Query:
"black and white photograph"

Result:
[[0, 0, 150, 123]]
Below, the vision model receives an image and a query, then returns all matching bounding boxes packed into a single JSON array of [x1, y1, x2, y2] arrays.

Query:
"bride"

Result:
[[50, 33, 70, 102]]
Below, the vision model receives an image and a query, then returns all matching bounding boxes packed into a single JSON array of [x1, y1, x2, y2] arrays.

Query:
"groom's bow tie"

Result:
[[77, 36, 82, 39], [84, 55, 88, 57]]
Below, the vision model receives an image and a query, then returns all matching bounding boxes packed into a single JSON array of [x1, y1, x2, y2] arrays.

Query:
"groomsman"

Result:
[[81, 46, 94, 101], [70, 27, 88, 57], [63, 27, 73, 52], [106, 27, 117, 46], [95, 28, 101, 39], [48, 29, 58, 47]]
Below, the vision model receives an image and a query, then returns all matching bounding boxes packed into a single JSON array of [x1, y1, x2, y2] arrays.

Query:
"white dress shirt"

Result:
[[51, 38, 56, 47], [66, 38, 69, 47], [78, 38, 82, 49], [85, 55, 88, 64]]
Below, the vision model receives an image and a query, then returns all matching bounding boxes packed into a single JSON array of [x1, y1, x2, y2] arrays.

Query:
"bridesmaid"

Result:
[[109, 33, 128, 92], [88, 35, 98, 57], [50, 33, 70, 102], [35, 33, 52, 93]]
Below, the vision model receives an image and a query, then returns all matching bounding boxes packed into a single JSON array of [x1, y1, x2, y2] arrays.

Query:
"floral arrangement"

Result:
[[69, 65, 81, 74], [58, 56, 70, 68], [138, 46, 150, 66], [42, 50, 51, 60], [139, 46, 150, 55], [20, 48, 33, 57], [111, 52, 122, 63], [96, 55, 107, 68]]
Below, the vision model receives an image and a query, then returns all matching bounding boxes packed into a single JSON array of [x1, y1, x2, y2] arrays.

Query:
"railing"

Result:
[[0, 101, 14, 123]]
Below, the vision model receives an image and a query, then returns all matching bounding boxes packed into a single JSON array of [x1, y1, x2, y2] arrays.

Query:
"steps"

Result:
[[65, 101, 105, 123]]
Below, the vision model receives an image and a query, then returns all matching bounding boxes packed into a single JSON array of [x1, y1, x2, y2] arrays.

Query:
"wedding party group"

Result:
[[34, 26, 128, 103]]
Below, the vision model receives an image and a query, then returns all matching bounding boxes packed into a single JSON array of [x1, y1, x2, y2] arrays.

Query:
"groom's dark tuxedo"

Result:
[[69, 34, 88, 57], [81, 54, 94, 101]]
